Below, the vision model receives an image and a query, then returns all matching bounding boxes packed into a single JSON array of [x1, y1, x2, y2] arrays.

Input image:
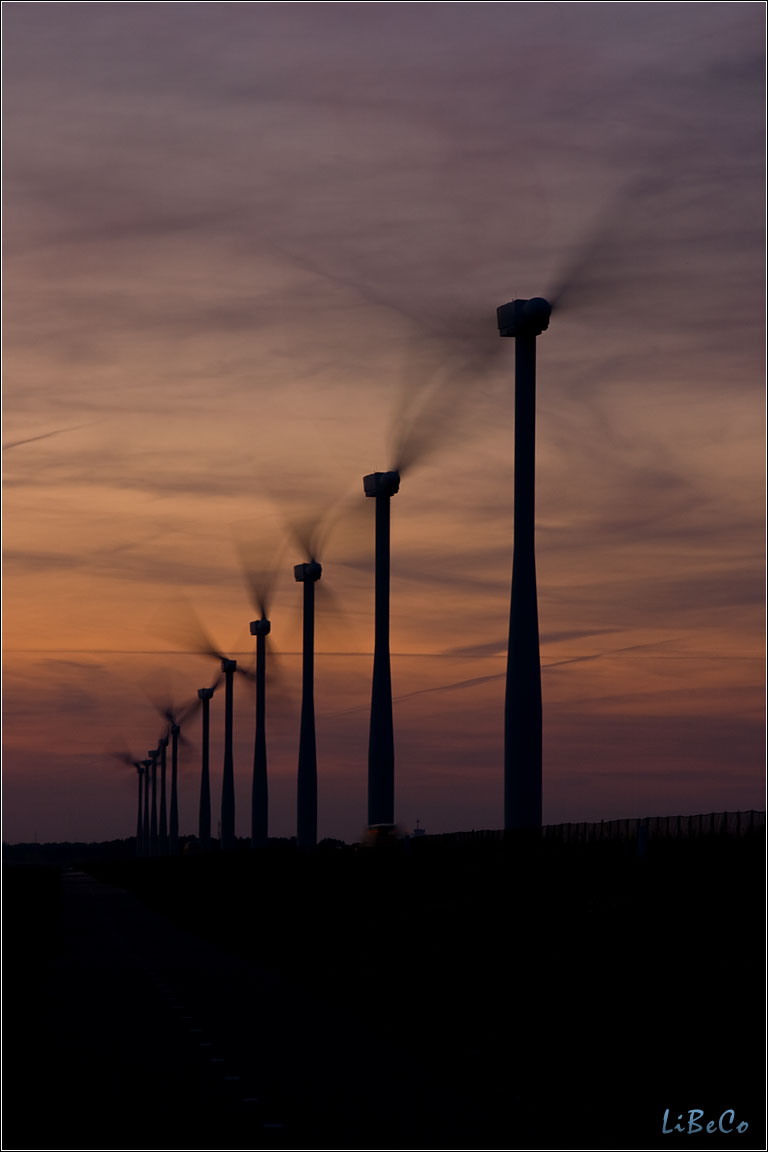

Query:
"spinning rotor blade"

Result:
[[233, 534, 286, 620], [108, 743, 144, 773], [151, 597, 226, 662]]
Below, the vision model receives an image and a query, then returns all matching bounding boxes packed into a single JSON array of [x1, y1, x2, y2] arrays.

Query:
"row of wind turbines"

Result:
[[117, 296, 553, 853]]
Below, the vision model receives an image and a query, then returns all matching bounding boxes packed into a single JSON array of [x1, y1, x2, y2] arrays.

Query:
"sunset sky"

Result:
[[3, 2, 764, 845]]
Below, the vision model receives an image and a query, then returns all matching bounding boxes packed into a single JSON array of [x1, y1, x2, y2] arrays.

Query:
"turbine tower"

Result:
[[496, 297, 551, 830], [141, 758, 152, 856], [363, 469, 400, 828], [219, 658, 238, 852], [294, 559, 322, 848], [151, 693, 196, 856], [168, 721, 180, 855], [135, 761, 145, 856], [249, 613, 271, 847], [236, 550, 280, 850], [197, 684, 216, 850], [147, 747, 159, 855], [158, 735, 169, 854], [170, 609, 246, 853], [112, 751, 147, 856]]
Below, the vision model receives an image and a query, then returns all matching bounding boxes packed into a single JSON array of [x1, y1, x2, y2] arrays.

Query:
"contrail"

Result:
[[323, 672, 505, 719], [543, 637, 684, 669], [323, 638, 686, 719], [3, 420, 103, 451]]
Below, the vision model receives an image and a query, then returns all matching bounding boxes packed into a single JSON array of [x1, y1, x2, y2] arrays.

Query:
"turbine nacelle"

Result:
[[198, 687, 215, 701], [170, 724, 180, 737], [364, 470, 400, 498], [250, 618, 272, 636], [497, 297, 551, 338], [141, 759, 153, 771], [221, 658, 237, 673], [294, 561, 322, 583]]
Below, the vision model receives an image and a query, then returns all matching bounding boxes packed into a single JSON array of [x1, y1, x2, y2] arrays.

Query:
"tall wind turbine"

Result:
[[218, 656, 238, 852], [496, 297, 552, 830], [287, 506, 350, 849], [363, 469, 400, 829], [249, 605, 271, 848], [294, 557, 322, 848]]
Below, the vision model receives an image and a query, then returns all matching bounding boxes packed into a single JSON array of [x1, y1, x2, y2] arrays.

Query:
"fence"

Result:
[[429, 810, 765, 844]]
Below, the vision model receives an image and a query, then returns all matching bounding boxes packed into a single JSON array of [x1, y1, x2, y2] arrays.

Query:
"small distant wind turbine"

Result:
[[111, 750, 146, 856], [141, 759, 152, 856], [147, 747, 159, 855], [135, 761, 145, 855], [163, 604, 253, 852], [157, 735, 169, 854], [150, 690, 200, 855]]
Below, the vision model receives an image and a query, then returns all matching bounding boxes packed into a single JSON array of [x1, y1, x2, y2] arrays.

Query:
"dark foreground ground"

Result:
[[3, 832, 765, 1150]]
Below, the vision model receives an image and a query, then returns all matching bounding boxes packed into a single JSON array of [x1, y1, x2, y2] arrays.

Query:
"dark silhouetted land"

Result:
[[3, 831, 765, 1149]]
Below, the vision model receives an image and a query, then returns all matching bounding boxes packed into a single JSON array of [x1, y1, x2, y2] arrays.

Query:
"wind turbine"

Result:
[[147, 747, 159, 855], [152, 696, 197, 856], [145, 672, 202, 857], [135, 761, 145, 855], [250, 610, 272, 847], [236, 552, 282, 849], [161, 604, 253, 852], [167, 704, 197, 855], [287, 506, 352, 849], [157, 735, 169, 854], [195, 672, 223, 850], [294, 556, 322, 849], [496, 297, 552, 830], [363, 469, 400, 829], [219, 656, 238, 852], [494, 200, 620, 830], [141, 758, 152, 856], [111, 750, 146, 856], [248, 591, 274, 849]]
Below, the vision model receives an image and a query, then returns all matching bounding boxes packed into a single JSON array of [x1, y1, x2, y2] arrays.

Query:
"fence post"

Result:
[[638, 818, 649, 858]]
